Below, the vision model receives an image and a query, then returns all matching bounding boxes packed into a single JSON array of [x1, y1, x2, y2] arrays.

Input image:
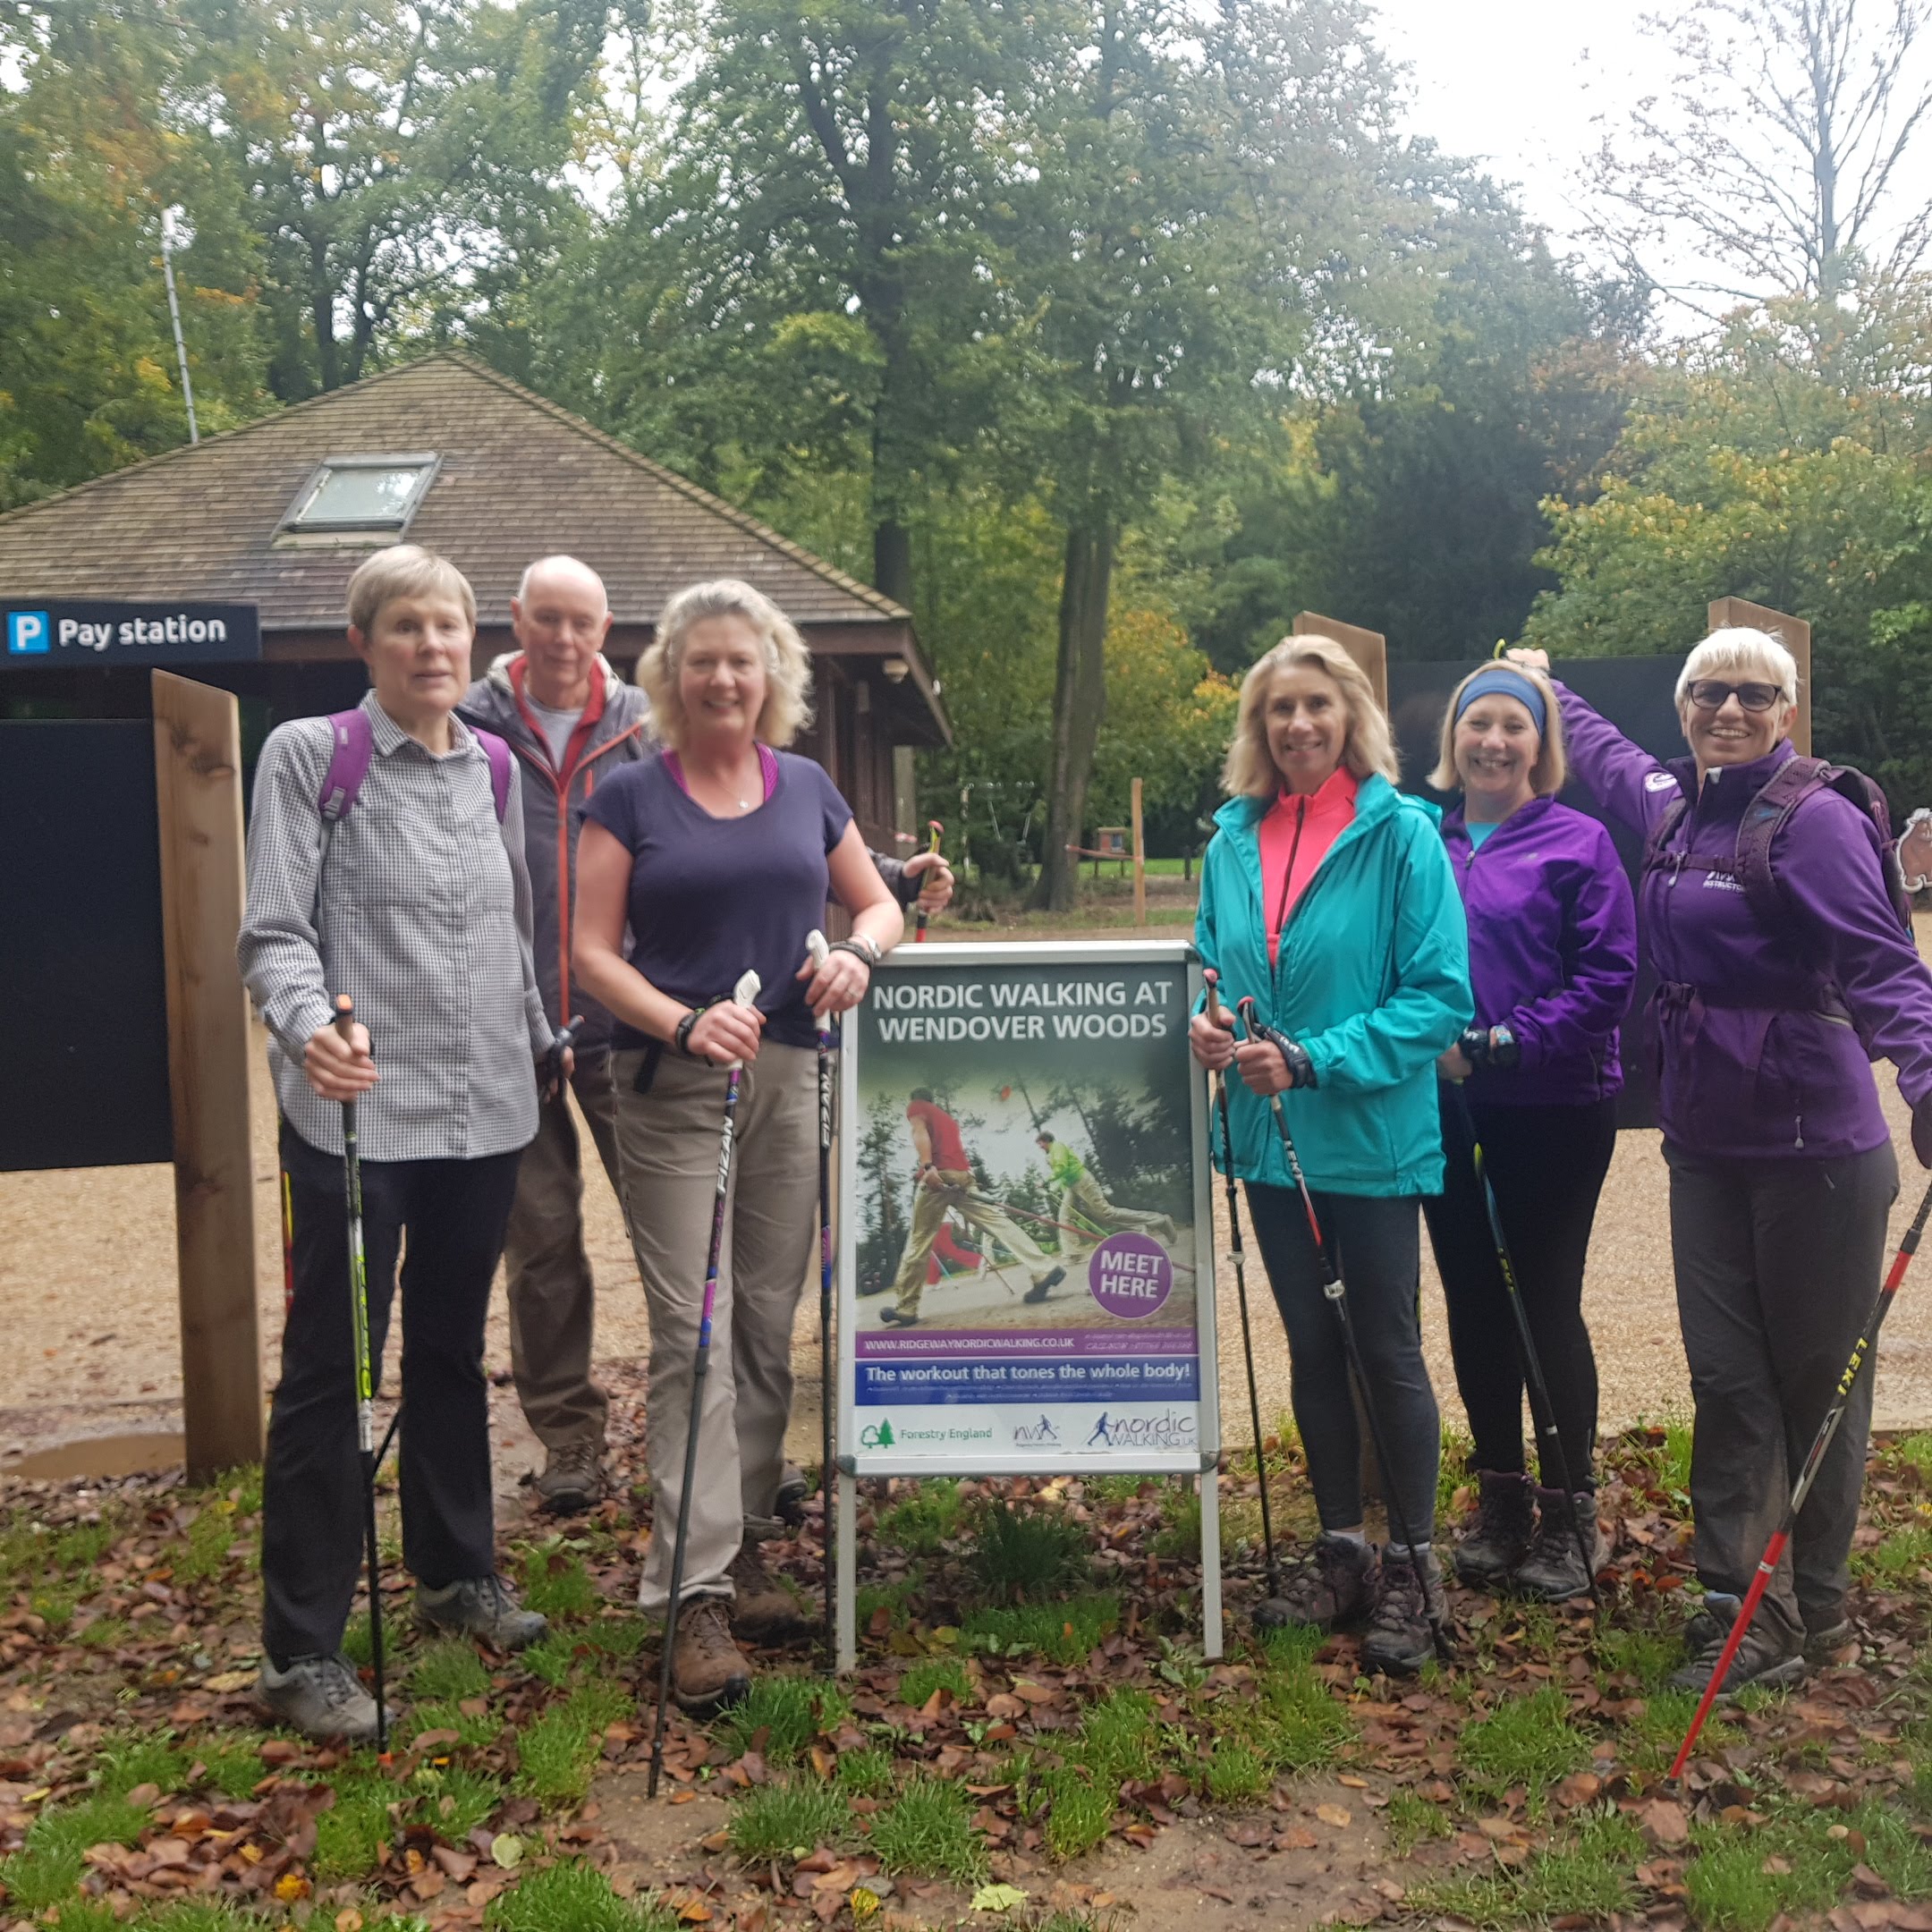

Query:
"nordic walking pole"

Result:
[[805, 931, 838, 1665], [649, 969, 762, 1800], [1669, 1174, 1932, 1778], [1237, 998, 1452, 1664], [1448, 1082, 1599, 1612], [915, 821, 943, 942], [1203, 971, 1284, 1618], [333, 995, 388, 1753]]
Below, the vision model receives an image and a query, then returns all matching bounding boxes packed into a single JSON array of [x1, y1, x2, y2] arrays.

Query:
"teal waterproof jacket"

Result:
[[1195, 775, 1471, 1197]]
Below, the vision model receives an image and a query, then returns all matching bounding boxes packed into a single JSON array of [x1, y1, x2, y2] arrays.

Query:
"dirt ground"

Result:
[[6, 910, 1932, 1472]]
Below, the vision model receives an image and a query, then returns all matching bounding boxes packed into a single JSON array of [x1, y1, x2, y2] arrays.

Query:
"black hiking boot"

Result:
[[1513, 1488, 1605, 1603], [1362, 1545, 1448, 1676], [1254, 1531, 1377, 1632], [1452, 1470, 1534, 1590], [1666, 1596, 1804, 1698]]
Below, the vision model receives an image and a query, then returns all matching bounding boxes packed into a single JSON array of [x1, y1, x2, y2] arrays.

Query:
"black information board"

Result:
[[4, 600, 260, 668], [0, 722, 173, 1169]]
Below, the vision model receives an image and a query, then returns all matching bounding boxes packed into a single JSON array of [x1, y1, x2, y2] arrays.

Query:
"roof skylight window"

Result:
[[281, 453, 439, 536]]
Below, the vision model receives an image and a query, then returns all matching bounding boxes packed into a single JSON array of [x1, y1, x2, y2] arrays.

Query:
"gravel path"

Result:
[[6, 919, 1932, 1473]]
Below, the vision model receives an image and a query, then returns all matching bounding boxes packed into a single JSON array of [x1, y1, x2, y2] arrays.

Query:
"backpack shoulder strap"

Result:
[[1736, 756, 1914, 937], [472, 726, 513, 824], [1641, 789, 1691, 878], [318, 708, 374, 822]]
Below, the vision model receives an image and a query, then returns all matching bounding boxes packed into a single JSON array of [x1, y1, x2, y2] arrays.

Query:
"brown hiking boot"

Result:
[[729, 1527, 807, 1644], [671, 1597, 750, 1714], [531, 1439, 603, 1515], [1254, 1531, 1377, 1631]]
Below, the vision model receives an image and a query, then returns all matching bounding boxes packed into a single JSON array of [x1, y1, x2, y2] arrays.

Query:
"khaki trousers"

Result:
[[891, 1169, 1055, 1316], [612, 1043, 818, 1611], [503, 1051, 621, 1450], [1059, 1169, 1175, 1257]]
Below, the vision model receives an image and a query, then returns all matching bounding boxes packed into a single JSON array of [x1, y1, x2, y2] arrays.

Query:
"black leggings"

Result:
[[1244, 1183, 1440, 1545], [1423, 1089, 1614, 1492]]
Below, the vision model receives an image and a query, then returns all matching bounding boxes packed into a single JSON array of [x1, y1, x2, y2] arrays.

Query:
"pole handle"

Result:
[[1204, 967, 1223, 1025], [723, 969, 762, 1072], [333, 993, 356, 1041]]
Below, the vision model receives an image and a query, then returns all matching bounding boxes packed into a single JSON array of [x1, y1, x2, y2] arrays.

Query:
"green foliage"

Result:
[[407, 1698, 502, 1753], [712, 1675, 826, 1765], [0, 1792, 149, 1909], [964, 1502, 1090, 1604], [195, 1736, 267, 1801], [1070, 1690, 1161, 1786], [897, 1657, 972, 1709], [1384, 1787, 1454, 1855], [1415, 1810, 1646, 1927], [1040, 1767, 1116, 1862], [1853, 1523, 1932, 1586], [835, 1747, 898, 1798], [869, 1775, 987, 1885], [54, 1514, 122, 1571], [1892, 1434, 1932, 1485], [1623, 1690, 1742, 1775], [1203, 1740, 1268, 1803], [174, 1503, 242, 1585], [725, 1778, 852, 1863], [1456, 1687, 1591, 1809], [1151, 1487, 1202, 1563], [520, 1542, 601, 1620], [311, 1775, 396, 1882], [141, 1905, 275, 1932], [961, 1595, 1120, 1665], [96, 1727, 191, 1799], [1240, 1636, 1355, 1773], [411, 1638, 495, 1703], [410, 1764, 503, 1841], [485, 1860, 679, 1932], [854, 1577, 920, 1633], [513, 1678, 629, 1806], [876, 1480, 963, 1556]]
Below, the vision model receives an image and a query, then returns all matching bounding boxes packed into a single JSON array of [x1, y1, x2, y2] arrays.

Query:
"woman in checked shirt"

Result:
[[239, 547, 559, 1741]]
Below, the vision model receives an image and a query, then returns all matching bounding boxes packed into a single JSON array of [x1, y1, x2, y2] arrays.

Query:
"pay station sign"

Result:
[[4, 600, 261, 667]]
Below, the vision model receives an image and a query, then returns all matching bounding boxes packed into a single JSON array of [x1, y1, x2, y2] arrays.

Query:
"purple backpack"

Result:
[[318, 708, 513, 825]]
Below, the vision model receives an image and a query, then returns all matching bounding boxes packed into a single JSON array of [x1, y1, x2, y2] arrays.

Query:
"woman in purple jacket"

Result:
[[1423, 665, 1638, 1603], [1514, 631, 1932, 1694]]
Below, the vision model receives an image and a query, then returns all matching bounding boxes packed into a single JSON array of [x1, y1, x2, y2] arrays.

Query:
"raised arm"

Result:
[[1508, 648, 1677, 840]]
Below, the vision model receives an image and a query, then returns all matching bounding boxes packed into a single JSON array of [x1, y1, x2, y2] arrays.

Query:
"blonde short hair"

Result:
[[1675, 626, 1800, 710], [636, 579, 814, 750], [1428, 664, 1569, 796], [346, 545, 476, 637], [1221, 635, 1400, 798]]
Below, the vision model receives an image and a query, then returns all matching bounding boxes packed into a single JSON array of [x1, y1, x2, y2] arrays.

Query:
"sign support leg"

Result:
[[835, 1471, 858, 1674], [1199, 1469, 1223, 1660]]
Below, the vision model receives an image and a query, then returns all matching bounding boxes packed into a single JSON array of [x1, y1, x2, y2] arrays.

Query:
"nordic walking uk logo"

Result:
[[6, 611, 49, 655]]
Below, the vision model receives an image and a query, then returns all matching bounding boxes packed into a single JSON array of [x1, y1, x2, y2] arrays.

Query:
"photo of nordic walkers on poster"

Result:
[[838, 941, 1219, 1477]]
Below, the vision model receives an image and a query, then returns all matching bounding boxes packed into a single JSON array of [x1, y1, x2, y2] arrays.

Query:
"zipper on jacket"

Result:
[[1271, 797, 1308, 953]]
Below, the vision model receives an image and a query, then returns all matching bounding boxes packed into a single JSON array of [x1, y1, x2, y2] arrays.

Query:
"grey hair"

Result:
[[1675, 626, 1800, 709], [636, 578, 814, 750], [514, 554, 608, 609]]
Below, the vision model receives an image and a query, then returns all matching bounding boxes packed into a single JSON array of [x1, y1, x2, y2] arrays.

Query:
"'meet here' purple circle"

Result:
[[1087, 1232, 1174, 1319]]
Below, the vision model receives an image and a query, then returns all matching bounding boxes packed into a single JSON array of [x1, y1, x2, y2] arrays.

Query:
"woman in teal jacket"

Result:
[[1191, 634, 1470, 1674]]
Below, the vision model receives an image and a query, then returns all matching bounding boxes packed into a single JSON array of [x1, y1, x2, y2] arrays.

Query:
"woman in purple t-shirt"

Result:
[[574, 579, 902, 1714]]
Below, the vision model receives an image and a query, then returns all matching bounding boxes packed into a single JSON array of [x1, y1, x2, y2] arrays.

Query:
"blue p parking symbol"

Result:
[[6, 611, 49, 655]]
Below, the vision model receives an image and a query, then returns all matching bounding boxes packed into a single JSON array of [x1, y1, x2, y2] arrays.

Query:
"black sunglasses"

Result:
[[1686, 679, 1783, 714]]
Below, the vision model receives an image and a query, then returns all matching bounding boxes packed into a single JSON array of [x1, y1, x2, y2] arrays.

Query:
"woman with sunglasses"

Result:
[[1511, 630, 1932, 1695]]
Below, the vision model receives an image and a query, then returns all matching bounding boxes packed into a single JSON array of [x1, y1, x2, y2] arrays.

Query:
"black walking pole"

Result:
[[1202, 971, 1287, 1623], [806, 931, 838, 1666], [1446, 1080, 1599, 1610], [1237, 998, 1452, 1665], [333, 995, 388, 1752], [649, 970, 761, 1799]]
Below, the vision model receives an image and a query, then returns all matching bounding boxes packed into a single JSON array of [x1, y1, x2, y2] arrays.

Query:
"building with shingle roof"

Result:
[[0, 353, 945, 845]]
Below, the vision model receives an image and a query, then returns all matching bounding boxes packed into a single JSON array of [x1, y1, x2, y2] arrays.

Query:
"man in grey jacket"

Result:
[[461, 556, 953, 1513]]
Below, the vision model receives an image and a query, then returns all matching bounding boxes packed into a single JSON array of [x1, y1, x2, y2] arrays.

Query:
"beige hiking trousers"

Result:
[[891, 1169, 1055, 1316], [611, 1042, 818, 1611]]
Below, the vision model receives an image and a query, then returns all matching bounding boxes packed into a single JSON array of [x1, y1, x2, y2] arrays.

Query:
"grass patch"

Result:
[[961, 1594, 1119, 1664], [1892, 1432, 1932, 1486], [835, 1746, 898, 1797], [485, 1859, 678, 1932], [30, 1582, 80, 1632], [965, 1500, 1089, 1603], [1415, 1810, 1645, 1927], [1226, 1632, 1352, 1773], [514, 1677, 629, 1806], [713, 1674, 825, 1764], [855, 1575, 919, 1632], [75, 1614, 131, 1650], [195, 1736, 267, 1800], [1594, 1620, 1684, 1693], [869, 1774, 987, 1884], [173, 1503, 243, 1585], [1385, 1787, 1454, 1854], [141, 1905, 275, 1932], [1623, 1689, 1741, 1775], [406, 1697, 501, 1752], [521, 1541, 602, 1620], [1203, 1739, 1269, 1802], [53, 1513, 122, 1572], [411, 1636, 495, 1702], [0, 1792, 149, 1910], [875, 1479, 962, 1556], [898, 1655, 972, 1708], [311, 1774, 396, 1882], [1457, 1686, 1590, 1809], [96, 1726, 191, 1799], [1069, 1688, 1161, 1785], [1151, 1486, 1201, 1562], [726, 1777, 852, 1861], [1853, 1521, 1932, 1586], [1040, 1767, 1115, 1861], [410, 1764, 503, 1840]]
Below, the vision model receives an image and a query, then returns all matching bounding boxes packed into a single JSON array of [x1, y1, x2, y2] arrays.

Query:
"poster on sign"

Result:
[[832, 940, 1221, 1666]]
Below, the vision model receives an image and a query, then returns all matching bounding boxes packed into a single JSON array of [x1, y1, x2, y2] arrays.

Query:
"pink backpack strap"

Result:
[[318, 709, 375, 822]]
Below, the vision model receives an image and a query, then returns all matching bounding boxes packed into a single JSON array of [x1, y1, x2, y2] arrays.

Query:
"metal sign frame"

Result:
[[832, 938, 1223, 1668]]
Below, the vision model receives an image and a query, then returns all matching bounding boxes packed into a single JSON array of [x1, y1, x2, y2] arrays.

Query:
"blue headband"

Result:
[[1455, 666, 1546, 735]]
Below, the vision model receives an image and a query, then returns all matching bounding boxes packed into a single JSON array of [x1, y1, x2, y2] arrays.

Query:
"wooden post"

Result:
[[1708, 597, 1811, 756], [1294, 612, 1388, 711], [152, 670, 263, 1480], [1131, 776, 1147, 928]]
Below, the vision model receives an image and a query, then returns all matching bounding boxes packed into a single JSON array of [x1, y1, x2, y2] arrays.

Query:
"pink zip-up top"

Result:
[[1259, 765, 1360, 964]]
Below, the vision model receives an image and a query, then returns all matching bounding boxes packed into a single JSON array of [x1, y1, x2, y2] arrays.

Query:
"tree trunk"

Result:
[[874, 518, 913, 608], [1029, 518, 1114, 911]]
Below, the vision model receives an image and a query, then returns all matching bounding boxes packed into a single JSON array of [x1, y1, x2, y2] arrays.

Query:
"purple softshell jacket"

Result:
[[1441, 795, 1637, 1108], [1555, 682, 1932, 1161]]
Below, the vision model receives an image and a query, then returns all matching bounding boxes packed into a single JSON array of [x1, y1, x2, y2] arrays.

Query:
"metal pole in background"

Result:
[[159, 209, 199, 445]]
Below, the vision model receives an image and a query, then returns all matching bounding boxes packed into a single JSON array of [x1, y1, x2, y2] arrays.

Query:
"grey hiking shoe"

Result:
[[1667, 1596, 1804, 1698], [1512, 1488, 1605, 1603], [1256, 1531, 1377, 1632], [532, 1439, 603, 1515], [417, 1574, 548, 1652], [257, 1654, 380, 1742], [1453, 1470, 1534, 1590], [1362, 1546, 1449, 1676]]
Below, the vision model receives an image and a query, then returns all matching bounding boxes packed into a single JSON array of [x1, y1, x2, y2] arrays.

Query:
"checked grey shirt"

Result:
[[239, 691, 552, 1163]]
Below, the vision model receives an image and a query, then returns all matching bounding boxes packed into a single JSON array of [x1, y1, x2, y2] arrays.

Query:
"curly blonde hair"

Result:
[[636, 579, 814, 749], [1221, 635, 1399, 799]]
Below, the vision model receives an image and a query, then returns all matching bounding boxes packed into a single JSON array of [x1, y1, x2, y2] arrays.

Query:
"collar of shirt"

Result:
[[362, 688, 482, 765]]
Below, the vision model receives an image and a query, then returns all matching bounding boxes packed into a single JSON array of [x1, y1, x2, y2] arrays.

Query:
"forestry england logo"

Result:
[[860, 1419, 897, 1449]]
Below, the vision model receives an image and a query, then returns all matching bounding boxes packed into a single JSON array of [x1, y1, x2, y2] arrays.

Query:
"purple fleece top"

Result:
[[582, 748, 852, 1052], [1441, 796, 1636, 1107], [1555, 682, 1932, 1160]]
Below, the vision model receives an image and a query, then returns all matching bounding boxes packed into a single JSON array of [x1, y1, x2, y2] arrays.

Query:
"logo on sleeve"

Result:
[[1644, 771, 1677, 792]]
